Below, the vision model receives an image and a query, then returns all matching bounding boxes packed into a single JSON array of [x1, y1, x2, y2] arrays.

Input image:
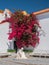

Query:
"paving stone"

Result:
[[0, 53, 49, 65]]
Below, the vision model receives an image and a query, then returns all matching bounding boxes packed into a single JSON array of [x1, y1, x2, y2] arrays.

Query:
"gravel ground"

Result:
[[0, 56, 49, 65], [0, 53, 49, 65]]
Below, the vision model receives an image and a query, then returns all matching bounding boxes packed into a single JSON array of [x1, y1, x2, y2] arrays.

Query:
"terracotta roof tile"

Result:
[[0, 10, 4, 13], [33, 8, 49, 15]]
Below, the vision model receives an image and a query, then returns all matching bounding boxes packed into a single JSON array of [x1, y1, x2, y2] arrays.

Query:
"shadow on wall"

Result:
[[7, 40, 18, 53]]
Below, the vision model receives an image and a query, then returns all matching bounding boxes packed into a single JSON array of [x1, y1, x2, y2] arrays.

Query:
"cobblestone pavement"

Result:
[[0, 56, 49, 65]]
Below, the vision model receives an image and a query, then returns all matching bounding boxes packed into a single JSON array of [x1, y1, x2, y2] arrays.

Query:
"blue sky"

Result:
[[0, 0, 49, 13]]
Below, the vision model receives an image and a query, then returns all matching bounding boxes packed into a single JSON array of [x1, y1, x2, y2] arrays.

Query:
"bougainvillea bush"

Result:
[[2, 10, 41, 49]]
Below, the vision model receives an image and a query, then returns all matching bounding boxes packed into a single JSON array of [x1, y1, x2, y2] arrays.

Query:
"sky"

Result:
[[0, 0, 49, 13]]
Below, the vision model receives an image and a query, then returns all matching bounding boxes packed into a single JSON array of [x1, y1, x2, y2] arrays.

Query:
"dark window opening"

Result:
[[14, 41, 18, 53]]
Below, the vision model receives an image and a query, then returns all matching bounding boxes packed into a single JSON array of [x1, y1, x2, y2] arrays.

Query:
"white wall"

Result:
[[0, 9, 13, 53], [0, 22, 9, 53], [33, 12, 49, 53]]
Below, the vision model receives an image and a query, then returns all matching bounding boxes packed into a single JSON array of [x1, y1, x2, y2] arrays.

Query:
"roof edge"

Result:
[[0, 10, 4, 13], [33, 8, 49, 15]]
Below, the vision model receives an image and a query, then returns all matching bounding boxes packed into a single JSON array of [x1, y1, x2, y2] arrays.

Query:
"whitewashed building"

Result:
[[33, 8, 49, 54], [0, 9, 14, 53], [0, 8, 49, 54]]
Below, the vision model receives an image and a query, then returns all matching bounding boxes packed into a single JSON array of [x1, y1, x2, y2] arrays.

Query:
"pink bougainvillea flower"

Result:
[[1, 10, 41, 49]]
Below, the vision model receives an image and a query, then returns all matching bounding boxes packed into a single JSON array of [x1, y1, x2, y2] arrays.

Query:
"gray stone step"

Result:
[[0, 53, 11, 58]]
